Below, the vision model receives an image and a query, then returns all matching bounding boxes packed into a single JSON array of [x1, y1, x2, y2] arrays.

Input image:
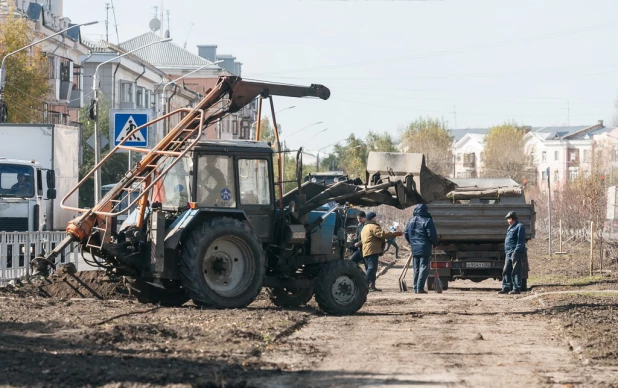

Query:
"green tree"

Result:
[[366, 130, 397, 153], [400, 117, 453, 176], [0, 11, 50, 123], [481, 122, 528, 182], [78, 101, 130, 207]]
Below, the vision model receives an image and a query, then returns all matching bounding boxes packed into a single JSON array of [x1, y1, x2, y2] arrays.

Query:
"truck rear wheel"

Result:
[[180, 217, 265, 308], [314, 260, 367, 315], [268, 286, 314, 307], [125, 278, 189, 307]]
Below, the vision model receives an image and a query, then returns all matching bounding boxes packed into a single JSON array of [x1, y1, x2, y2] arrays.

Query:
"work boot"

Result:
[[417, 289, 427, 294], [498, 289, 509, 294], [508, 290, 521, 295], [368, 282, 382, 292]]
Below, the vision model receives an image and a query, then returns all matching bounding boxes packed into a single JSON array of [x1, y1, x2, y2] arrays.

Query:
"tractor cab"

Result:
[[153, 140, 277, 241]]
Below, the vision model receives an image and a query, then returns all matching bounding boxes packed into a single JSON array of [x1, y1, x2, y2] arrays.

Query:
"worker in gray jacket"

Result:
[[500, 211, 526, 295]]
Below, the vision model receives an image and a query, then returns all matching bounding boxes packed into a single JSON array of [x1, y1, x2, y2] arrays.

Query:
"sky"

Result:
[[63, 0, 618, 153]]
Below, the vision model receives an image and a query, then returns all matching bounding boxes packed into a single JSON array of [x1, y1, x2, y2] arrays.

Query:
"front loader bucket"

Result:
[[366, 152, 456, 204]]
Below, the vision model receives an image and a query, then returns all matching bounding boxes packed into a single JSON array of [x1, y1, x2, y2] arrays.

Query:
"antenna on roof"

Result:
[[183, 23, 194, 49], [109, 0, 120, 44], [165, 10, 170, 38]]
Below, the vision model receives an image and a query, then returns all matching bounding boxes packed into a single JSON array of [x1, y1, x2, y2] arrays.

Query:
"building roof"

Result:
[[448, 128, 490, 142], [120, 32, 221, 70], [453, 132, 486, 149], [532, 122, 606, 141]]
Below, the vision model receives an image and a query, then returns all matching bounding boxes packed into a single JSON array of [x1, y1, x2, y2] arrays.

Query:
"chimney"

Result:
[[599, 120, 604, 126], [197, 45, 217, 62]]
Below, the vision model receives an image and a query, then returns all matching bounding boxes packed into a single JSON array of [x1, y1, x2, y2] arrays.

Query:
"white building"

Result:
[[3, 0, 91, 124], [450, 128, 490, 178], [525, 121, 609, 189], [81, 40, 200, 146]]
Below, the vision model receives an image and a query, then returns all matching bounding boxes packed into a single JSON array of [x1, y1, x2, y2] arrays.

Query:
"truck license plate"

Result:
[[466, 262, 492, 268]]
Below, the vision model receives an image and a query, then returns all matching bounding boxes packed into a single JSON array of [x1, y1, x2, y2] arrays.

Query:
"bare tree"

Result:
[[481, 123, 529, 182], [400, 117, 453, 176]]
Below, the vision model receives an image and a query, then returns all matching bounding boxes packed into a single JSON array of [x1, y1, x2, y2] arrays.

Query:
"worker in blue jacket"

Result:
[[404, 204, 438, 294], [500, 211, 526, 295]]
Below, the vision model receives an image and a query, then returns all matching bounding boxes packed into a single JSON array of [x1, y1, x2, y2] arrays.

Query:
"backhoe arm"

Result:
[[39, 76, 330, 271]]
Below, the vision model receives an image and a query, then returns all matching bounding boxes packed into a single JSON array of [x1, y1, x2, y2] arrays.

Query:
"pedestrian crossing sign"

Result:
[[113, 113, 149, 147]]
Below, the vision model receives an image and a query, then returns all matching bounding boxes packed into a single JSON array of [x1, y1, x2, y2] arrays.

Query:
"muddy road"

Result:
[[1, 253, 617, 387]]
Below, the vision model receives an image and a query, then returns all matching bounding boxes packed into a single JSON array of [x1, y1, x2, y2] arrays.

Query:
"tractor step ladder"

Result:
[[60, 106, 209, 228]]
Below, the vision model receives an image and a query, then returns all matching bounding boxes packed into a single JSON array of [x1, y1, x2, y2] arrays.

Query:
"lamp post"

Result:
[[281, 121, 323, 142], [91, 37, 172, 202], [316, 142, 360, 172], [160, 60, 223, 134], [0, 20, 98, 122], [250, 105, 295, 140], [307, 127, 329, 143]]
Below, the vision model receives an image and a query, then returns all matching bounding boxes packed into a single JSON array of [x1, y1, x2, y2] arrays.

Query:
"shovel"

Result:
[[398, 253, 413, 292]]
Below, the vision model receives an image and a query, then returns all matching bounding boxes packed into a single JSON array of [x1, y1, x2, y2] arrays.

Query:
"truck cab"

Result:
[[0, 158, 56, 231]]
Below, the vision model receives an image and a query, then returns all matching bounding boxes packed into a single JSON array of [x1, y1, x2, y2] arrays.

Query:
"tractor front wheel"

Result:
[[314, 260, 367, 315]]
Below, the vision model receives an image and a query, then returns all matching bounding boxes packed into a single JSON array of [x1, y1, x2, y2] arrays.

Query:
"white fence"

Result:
[[0, 231, 79, 285]]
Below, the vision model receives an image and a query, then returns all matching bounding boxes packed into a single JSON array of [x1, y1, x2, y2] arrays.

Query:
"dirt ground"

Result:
[[1, 244, 617, 387]]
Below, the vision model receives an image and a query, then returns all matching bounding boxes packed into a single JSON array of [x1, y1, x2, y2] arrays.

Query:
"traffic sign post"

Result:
[[109, 110, 151, 153]]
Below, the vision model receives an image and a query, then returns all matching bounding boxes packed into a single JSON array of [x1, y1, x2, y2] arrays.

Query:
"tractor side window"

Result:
[[238, 159, 271, 205], [197, 155, 236, 208], [153, 156, 192, 209]]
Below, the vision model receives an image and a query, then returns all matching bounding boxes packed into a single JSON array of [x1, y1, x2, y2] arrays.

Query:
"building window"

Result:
[[541, 170, 547, 181], [456, 153, 461, 162], [554, 169, 559, 182], [554, 150, 559, 161], [121, 82, 133, 103], [583, 149, 590, 162], [48, 56, 57, 79], [542, 151, 547, 162], [60, 58, 71, 82], [569, 168, 579, 181]]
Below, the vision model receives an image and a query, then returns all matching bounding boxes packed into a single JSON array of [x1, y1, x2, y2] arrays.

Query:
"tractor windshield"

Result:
[[197, 155, 236, 208]]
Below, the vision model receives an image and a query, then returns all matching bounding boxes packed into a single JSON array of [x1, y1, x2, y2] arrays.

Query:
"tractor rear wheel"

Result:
[[125, 277, 189, 307], [268, 286, 314, 307], [180, 217, 265, 309], [314, 260, 367, 315]]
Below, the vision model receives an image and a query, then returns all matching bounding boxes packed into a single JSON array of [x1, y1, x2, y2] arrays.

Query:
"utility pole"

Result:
[[567, 101, 570, 127], [105, 3, 110, 42], [547, 167, 552, 256]]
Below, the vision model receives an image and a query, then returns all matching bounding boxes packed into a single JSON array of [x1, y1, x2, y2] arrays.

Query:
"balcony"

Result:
[[463, 153, 476, 168], [68, 88, 83, 108], [567, 148, 580, 166]]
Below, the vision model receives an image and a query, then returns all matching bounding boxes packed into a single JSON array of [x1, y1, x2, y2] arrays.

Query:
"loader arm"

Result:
[[41, 76, 330, 267]]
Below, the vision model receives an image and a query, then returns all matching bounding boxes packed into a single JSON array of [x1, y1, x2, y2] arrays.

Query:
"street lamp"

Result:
[[160, 60, 223, 133], [282, 121, 323, 141], [306, 127, 329, 143], [0, 20, 99, 121], [91, 37, 172, 202], [250, 105, 295, 139], [316, 141, 360, 172]]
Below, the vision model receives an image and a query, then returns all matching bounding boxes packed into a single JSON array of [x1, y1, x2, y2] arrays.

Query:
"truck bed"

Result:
[[428, 202, 535, 242]]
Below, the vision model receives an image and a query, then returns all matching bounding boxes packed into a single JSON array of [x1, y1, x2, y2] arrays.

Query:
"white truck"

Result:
[[0, 124, 80, 231]]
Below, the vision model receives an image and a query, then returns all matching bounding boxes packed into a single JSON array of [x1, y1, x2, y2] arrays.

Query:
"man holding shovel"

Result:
[[404, 204, 438, 294]]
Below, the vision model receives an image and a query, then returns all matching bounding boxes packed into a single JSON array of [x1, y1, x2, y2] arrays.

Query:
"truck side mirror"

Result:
[[47, 188, 57, 200], [47, 170, 56, 189]]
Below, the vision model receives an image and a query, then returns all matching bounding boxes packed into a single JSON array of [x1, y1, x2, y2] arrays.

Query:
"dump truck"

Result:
[[34, 76, 455, 314], [426, 178, 535, 291]]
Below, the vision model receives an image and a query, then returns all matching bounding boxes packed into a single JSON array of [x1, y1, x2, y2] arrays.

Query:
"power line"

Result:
[[246, 20, 618, 77]]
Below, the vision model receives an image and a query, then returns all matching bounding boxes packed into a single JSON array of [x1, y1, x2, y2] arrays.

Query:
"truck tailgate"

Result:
[[428, 203, 535, 242]]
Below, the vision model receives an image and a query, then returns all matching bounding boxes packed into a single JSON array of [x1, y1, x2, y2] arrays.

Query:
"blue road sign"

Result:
[[113, 113, 149, 147]]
